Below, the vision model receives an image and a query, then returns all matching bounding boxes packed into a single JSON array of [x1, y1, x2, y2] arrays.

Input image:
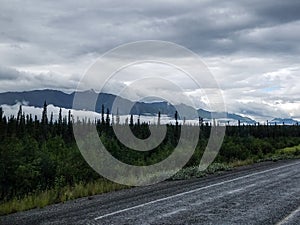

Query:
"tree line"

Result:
[[1, 102, 300, 202]]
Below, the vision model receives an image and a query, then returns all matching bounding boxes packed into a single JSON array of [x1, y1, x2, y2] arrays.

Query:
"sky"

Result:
[[0, 0, 299, 121]]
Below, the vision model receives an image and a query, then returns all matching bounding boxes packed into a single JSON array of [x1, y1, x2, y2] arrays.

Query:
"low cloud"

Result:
[[0, 0, 299, 119]]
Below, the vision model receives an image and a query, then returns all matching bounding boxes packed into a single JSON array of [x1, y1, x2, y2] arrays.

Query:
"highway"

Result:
[[1, 159, 300, 225]]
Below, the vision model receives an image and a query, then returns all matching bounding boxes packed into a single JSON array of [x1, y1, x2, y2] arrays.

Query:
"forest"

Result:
[[1, 102, 300, 215]]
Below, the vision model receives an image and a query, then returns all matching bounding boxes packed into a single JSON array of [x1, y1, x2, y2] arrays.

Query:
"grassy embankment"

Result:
[[1, 144, 300, 216]]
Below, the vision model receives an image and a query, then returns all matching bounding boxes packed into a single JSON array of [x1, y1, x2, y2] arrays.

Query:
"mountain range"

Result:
[[0, 89, 297, 124]]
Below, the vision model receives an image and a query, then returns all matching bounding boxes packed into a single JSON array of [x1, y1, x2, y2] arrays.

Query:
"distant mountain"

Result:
[[270, 118, 299, 125], [0, 89, 255, 122], [0, 89, 73, 108]]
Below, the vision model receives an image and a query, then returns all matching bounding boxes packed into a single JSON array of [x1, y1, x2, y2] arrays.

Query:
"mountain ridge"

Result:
[[0, 89, 286, 124]]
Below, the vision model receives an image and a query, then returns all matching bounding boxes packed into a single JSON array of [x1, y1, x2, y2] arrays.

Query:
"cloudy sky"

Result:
[[0, 0, 300, 120]]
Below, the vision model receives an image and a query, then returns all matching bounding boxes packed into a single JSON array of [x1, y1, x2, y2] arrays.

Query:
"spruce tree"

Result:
[[158, 111, 161, 125], [41, 101, 48, 139], [101, 104, 105, 125], [175, 111, 178, 127], [58, 108, 62, 126], [42, 101, 48, 125], [17, 105, 22, 124], [106, 108, 110, 126], [130, 114, 134, 127]]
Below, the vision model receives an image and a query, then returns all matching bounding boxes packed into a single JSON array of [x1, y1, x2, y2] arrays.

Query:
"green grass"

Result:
[[171, 145, 300, 181], [170, 163, 231, 180], [276, 144, 300, 156], [0, 179, 127, 216], [228, 158, 255, 167]]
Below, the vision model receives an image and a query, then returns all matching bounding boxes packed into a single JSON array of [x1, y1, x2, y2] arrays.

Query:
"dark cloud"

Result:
[[1, 0, 299, 60], [0, 66, 22, 80], [250, 0, 300, 23]]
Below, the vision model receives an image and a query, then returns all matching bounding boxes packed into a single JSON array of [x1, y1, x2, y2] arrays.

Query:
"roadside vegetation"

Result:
[[0, 104, 300, 215]]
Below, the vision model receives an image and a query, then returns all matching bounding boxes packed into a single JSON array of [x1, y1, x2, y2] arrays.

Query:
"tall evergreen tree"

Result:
[[101, 104, 105, 125], [17, 105, 22, 125], [158, 111, 161, 125], [175, 111, 178, 127], [41, 101, 48, 139], [42, 101, 48, 125], [106, 108, 110, 126], [58, 108, 62, 126], [68, 110, 72, 125], [130, 114, 134, 127]]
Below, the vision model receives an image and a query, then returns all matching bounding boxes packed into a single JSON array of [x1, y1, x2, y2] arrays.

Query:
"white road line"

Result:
[[95, 161, 300, 221], [227, 183, 257, 194], [276, 205, 300, 225], [162, 208, 187, 217]]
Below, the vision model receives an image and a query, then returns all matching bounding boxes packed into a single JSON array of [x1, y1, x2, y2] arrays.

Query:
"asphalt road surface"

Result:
[[1, 159, 300, 225]]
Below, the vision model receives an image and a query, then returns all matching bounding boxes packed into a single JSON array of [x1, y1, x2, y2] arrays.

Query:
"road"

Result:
[[1, 159, 300, 225]]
